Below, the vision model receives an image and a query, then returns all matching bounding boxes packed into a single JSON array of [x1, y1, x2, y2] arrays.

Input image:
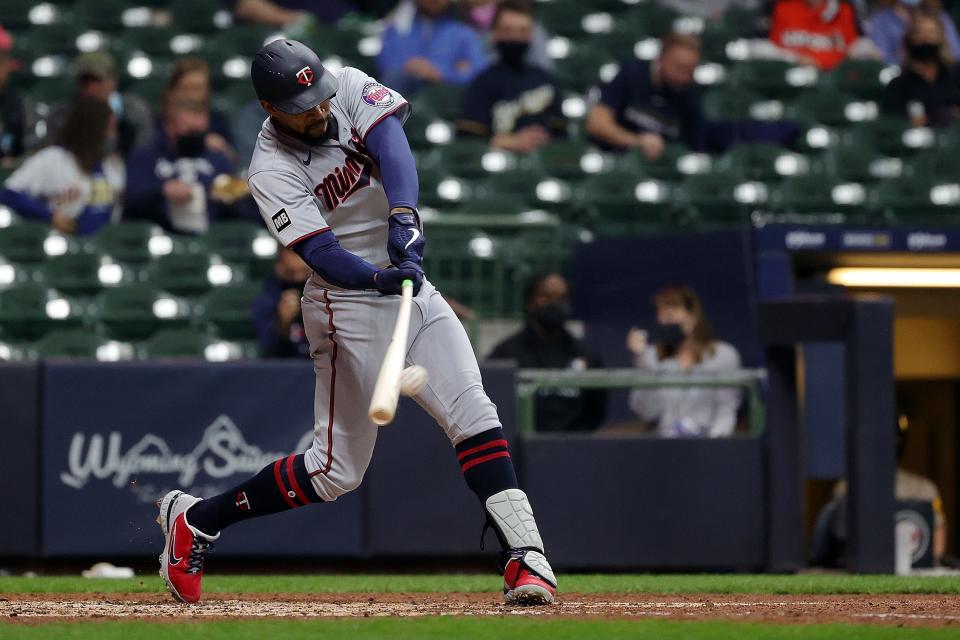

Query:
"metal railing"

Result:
[[515, 368, 768, 435]]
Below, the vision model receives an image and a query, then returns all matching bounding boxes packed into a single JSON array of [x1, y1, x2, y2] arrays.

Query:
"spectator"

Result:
[[626, 285, 742, 438], [377, 0, 488, 95], [124, 97, 234, 234], [251, 247, 313, 358], [464, 0, 554, 71], [0, 98, 122, 235], [488, 273, 607, 432], [655, 0, 761, 19], [768, 0, 862, 70], [232, 0, 356, 28], [456, 0, 566, 153], [0, 25, 28, 162], [585, 33, 702, 158], [50, 52, 154, 158], [162, 57, 235, 160], [868, 0, 960, 66], [882, 12, 960, 127]]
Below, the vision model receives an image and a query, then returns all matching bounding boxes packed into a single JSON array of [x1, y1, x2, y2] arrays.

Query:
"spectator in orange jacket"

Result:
[[769, 0, 860, 69]]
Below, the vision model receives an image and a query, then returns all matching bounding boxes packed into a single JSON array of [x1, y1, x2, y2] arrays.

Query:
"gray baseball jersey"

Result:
[[248, 66, 411, 288], [247, 67, 502, 502]]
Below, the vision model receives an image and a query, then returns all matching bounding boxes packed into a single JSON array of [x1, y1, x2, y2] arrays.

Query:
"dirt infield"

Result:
[[3, 593, 960, 627]]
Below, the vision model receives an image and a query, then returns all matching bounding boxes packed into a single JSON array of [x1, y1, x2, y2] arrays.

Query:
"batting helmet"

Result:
[[251, 39, 338, 114]]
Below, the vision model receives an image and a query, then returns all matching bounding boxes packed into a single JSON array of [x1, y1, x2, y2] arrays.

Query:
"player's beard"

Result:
[[274, 113, 334, 146]]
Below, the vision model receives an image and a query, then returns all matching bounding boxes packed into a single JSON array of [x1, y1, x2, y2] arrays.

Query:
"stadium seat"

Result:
[[148, 254, 242, 296], [730, 59, 815, 100], [718, 143, 811, 181], [169, 0, 223, 32], [204, 26, 275, 57], [34, 329, 106, 359], [204, 221, 275, 265], [537, 3, 592, 38], [824, 59, 890, 100], [537, 140, 594, 179], [473, 169, 544, 205], [41, 254, 106, 296], [870, 179, 957, 223], [821, 140, 905, 182], [784, 89, 868, 127], [0, 260, 34, 289], [554, 49, 613, 92], [421, 141, 527, 179], [141, 328, 219, 359], [94, 222, 176, 264], [118, 26, 178, 56], [845, 118, 935, 157], [196, 284, 260, 340], [578, 171, 673, 234], [0, 222, 51, 263], [908, 151, 959, 182], [674, 174, 755, 226], [73, 0, 128, 31], [0, 0, 39, 29], [25, 78, 75, 106], [93, 286, 191, 340], [0, 284, 83, 340], [770, 176, 866, 219], [623, 3, 680, 38], [417, 84, 463, 122], [702, 87, 765, 121]]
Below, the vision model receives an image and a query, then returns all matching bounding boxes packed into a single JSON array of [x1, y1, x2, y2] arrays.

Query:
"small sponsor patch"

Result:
[[362, 81, 395, 108], [272, 208, 291, 232]]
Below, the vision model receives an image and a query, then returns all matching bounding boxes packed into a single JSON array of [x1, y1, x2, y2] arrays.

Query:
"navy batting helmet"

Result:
[[251, 39, 338, 114]]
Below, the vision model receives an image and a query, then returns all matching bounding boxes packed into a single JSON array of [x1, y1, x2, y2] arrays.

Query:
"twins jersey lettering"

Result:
[[247, 67, 411, 283]]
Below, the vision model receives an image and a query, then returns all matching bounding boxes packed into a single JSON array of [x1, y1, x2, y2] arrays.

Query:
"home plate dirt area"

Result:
[[4, 593, 960, 627]]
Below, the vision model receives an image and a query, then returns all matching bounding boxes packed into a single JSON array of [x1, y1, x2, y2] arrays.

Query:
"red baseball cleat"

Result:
[[156, 490, 218, 603], [503, 549, 557, 605]]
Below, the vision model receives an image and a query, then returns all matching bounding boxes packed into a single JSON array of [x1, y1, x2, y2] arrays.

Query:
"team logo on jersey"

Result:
[[272, 208, 291, 232], [362, 81, 394, 108], [313, 152, 373, 211], [296, 66, 314, 86]]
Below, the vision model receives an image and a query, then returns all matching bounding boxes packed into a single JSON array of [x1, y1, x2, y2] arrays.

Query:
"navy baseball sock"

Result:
[[455, 427, 518, 503], [186, 453, 321, 536]]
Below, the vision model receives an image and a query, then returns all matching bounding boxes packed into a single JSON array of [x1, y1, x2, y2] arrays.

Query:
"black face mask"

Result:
[[531, 303, 569, 334], [497, 40, 530, 68], [908, 41, 941, 63], [176, 132, 206, 158], [655, 322, 686, 351]]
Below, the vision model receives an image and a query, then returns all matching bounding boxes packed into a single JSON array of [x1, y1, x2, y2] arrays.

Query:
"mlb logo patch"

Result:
[[272, 208, 291, 232], [362, 82, 395, 108]]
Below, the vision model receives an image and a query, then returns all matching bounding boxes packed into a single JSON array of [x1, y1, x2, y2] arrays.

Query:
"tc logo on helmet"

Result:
[[296, 66, 314, 86]]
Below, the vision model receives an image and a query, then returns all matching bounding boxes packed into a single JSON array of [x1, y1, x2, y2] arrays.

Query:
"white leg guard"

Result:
[[486, 489, 557, 590]]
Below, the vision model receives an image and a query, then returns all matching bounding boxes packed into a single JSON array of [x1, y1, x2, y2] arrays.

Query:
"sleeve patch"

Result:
[[272, 208, 292, 232], [362, 82, 395, 108]]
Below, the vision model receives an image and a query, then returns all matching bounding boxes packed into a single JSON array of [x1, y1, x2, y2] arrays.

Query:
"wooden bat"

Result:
[[368, 279, 414, 426]]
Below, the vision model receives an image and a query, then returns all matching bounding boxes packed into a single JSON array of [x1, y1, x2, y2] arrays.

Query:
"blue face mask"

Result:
[[108, 91, 123, 116]]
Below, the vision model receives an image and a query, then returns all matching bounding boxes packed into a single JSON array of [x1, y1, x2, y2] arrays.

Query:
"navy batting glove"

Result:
[[387, 211, 425, 268], [374, 264, 423, 296]]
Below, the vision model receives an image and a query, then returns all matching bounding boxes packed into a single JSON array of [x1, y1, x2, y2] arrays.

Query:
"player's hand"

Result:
[[387, 210, 425, 268], [374, 263, 423, 296], [404, 57, 442, 83], [163, 179, 194, 205], [51, 210, 77, 235], [626, 327, 648, 356], [633, 132, 665, 161]]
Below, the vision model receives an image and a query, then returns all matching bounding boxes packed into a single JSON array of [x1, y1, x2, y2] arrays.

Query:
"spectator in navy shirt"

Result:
[[251, 247, 313, 358], [586, 33, 705, 158], [162, 57, 236, 161], [377, 0, 488, 95], [124, 97, 233, 234], [456, 0, 566, 153]]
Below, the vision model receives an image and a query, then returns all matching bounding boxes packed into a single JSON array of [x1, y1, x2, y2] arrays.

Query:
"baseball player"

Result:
[[156, 39, 557, 606]]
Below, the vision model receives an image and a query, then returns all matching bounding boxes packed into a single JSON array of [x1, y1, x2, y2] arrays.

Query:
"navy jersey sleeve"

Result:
[[597, 64, 630, 113], [679, 90, 708, 152]]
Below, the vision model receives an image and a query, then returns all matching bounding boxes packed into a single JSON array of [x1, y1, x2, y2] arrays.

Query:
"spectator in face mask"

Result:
[[868, 0, 960, 66], [456, 0, 566, 153], [488, 272, 607, 432], [123, 97, 234, 234], [162, 57, 236, 160], [882, 12, 960, 127], [626, 285, 742, 438], [251, 246, 313, 358]]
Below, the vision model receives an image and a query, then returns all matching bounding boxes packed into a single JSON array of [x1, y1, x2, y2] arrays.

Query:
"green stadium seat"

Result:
[[124, 76, 168, 103], [907, 151, 959, 182], [0, 0, 40, 29], [42, 254, 104, 296], [148, 254, 243, 296], [17, 24, 79, 55], [0, 260, 34, 289], [537, 140, 595, 180], [869, 179, 958, 223], [934, 124, 960, 150], [538, 3, 592, 37], [845, 118, 935, 157], [554, 49, 613, 92], [34, 329, 106, 359], [0, 222, 53, 263], [783, 89, 868, 127], [196, 284, 260, 340], [204, 221, 275, 264], [93, 286, 191, 340], [417, 84, 463, 122], [824, 59, 890, 100], [675, 174, 757, 227], [453, 195, 526, 217], [169, 0, 223, 32], [770, 176, 866, 219], [702, 87, 765, 120], [821, 141, 905, 182], [141, 329, 221, 359], [421, 141, 533, 179], [73, 0, 128, 31], [26, 78, 75, 106], [422, 237, 516, 317], [0, 285, 83, 340], [94, 222, 175, 264], [473, 169, 545, 204], [624, 3, 680, 37], [730, 59, 816, 100], [578, 171, 673, 234], [718, 143, 812, 181]]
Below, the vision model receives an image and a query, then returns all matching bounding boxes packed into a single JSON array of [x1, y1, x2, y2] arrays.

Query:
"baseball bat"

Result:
[[368, 279, 414, 426]]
